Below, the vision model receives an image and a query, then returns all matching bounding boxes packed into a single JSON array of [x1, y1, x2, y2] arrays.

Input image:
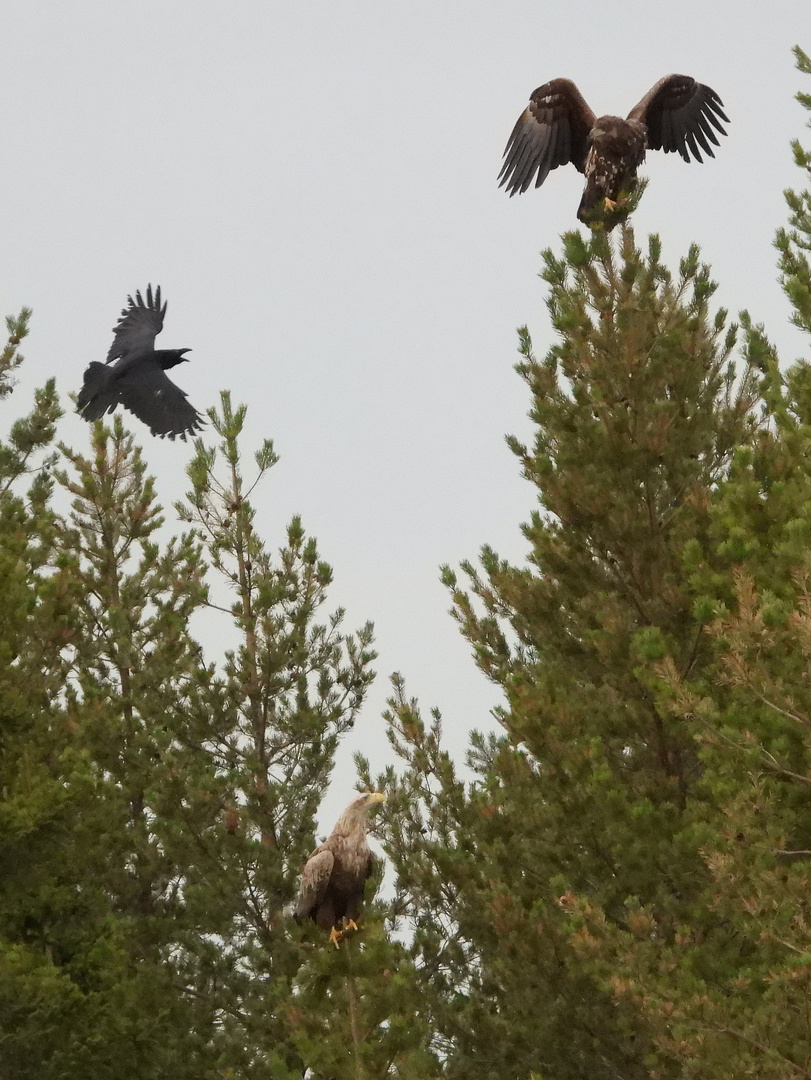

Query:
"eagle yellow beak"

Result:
[[367, 792, 386, 805]]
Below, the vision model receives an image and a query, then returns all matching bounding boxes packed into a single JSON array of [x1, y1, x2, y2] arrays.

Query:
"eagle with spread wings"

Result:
[[498, 75, 729, 229], [294, 791, 385, 947], [77, 285, 205, 441]]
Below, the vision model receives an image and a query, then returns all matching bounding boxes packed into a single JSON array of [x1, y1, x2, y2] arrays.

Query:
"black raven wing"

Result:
[[627, 75, 729, 163], [105, 284, 166, 364], [114, 359, 204, 441], [499, 78, 596, 196]]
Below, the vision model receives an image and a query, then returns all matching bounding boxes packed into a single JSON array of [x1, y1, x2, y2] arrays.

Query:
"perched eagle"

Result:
[[498, 75, 729, 229], [77, 285, 205, 441], [294, 792, 385, 946]]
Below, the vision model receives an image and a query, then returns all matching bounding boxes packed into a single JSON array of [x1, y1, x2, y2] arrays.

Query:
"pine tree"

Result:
[[374, 220, 760, 1078], [54, 395, 378, 1076], [0, 312, 143, 1078], [172, 391, 378, 1076], [553, 46, 811, 1080], [288, 912, 439, 1079], [2, 360, 377, 1075]]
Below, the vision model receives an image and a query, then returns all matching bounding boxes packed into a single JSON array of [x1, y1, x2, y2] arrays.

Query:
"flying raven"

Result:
[[77, 285, 205, 440], [499, 75, 729, 229]]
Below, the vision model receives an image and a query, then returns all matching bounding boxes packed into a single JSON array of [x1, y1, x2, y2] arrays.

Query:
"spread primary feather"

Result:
[[499, 74, 729, 229], [77, 284, 205, 441]]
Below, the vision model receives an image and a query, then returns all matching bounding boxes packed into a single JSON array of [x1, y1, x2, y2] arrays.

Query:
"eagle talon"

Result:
[[329, 926, 343, 948], [343, 919, 359, 934]]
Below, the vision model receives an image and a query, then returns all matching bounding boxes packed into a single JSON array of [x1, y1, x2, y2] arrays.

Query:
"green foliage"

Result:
[[1, 357, 380, 1073], [6, 45, 811, 1080], [289, 920, 439, 1079], [776, 47, 811, 338], [372, 45, 811, 1080], [0, 312, 115, 1077], [577, 56, 811, 1075]]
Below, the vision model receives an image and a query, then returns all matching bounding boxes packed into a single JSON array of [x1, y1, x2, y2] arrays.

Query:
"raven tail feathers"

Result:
[[77, 362, 115, 421]]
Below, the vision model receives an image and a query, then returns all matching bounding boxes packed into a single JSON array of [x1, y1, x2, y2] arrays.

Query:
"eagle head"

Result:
[[332, 791, 386, 838], [353, 791, 386, 814]]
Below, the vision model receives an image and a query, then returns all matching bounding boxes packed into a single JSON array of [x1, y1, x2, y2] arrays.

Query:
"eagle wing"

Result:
[[627, 75, 728, 163], [294, 848, 334, 922], [499, 78, 596, 196], [106, 284, 166, 364], [114, 359, 205, 441]]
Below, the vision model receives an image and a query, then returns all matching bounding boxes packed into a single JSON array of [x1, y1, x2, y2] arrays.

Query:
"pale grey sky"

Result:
[[2, 1, 808, 827]]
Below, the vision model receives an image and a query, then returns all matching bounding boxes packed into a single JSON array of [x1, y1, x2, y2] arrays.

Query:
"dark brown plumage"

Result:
[[294, 792, 385, 946], [498, 75, 729, 229]]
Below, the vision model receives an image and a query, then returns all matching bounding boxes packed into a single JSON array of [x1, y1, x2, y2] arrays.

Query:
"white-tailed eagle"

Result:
[[498, 75, 729, 229], [294, 792, 385, 946]]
